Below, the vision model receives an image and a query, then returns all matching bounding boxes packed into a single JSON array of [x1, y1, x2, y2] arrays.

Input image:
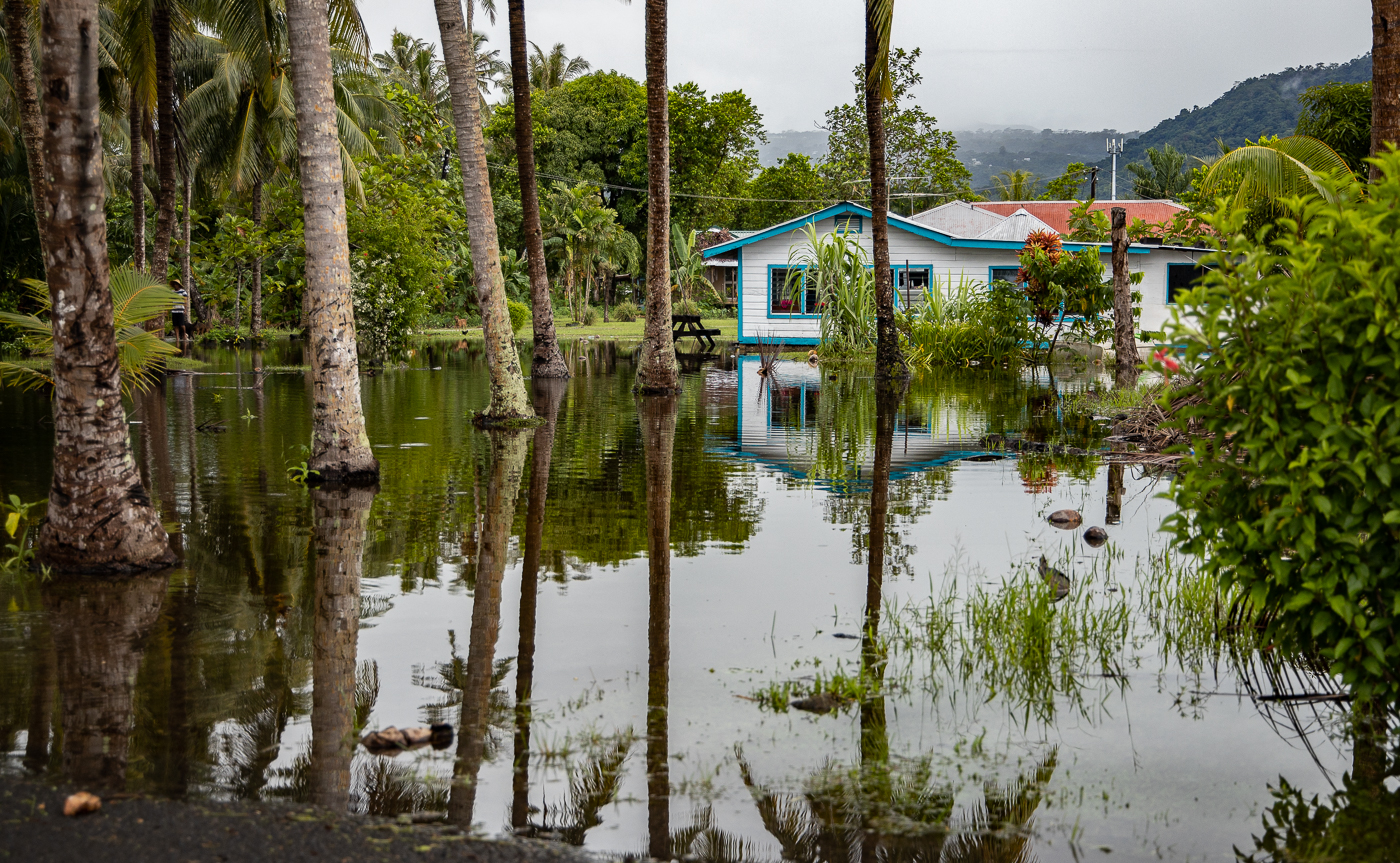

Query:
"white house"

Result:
[[701, 200, 1209, 348]]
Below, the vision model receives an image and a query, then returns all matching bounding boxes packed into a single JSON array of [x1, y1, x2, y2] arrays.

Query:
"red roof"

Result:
[[971, 201, 1187, 235]]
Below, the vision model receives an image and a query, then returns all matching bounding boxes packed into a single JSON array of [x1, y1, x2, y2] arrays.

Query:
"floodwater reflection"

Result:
[[0, 343, 1383, 861]]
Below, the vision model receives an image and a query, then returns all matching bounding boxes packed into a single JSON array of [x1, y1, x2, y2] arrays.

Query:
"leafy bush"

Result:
[[783, 223, 874, 355], [1164, 154, 1400, 701], [507, 300, 530, 332], [897, 276, 1032, 368], [582, 305, 601, 326], [673, 297, 703, 318], [612, 300, 639, 322]]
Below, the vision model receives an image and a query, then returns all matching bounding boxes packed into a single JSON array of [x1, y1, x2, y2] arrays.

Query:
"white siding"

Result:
[[735, 215, 1198, 345]]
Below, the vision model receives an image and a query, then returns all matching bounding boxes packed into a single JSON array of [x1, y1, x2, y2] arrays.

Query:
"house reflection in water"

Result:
[[721, 356, 1006, 491]]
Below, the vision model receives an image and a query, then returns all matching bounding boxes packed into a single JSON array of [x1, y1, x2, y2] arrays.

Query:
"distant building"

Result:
[[701, 200, 1206, 348]]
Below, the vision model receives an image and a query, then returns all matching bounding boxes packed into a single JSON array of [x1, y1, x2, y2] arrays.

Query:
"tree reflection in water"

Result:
[[45, 572, 169, 789], [448, 429, 529, 827], [642, 394, 678, 862], [308, 485, 376, 810]]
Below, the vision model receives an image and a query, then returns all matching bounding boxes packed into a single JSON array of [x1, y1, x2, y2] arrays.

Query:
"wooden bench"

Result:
[[672, 314, 721, 350]]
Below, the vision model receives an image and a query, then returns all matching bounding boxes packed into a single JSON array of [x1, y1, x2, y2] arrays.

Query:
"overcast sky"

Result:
[[360, 0, 1373, 134]]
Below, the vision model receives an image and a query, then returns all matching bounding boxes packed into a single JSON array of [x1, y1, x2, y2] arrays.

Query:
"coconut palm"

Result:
[[1373, 0, 1400, 180], [283, 0, 379, 483], [1198, 135, 1352, 209], [0, 270, 181, 394], [183, 0, 396, 336], [528, 41, 588, 91], [634, 0, 679, 394], [541, 181, 594, 320], [1126, 144, 1190, 200], [866, 0, 905, 381], [992, 168, 1038, 201], [434, 0, 533, 424], [33, 0, 175, 572], [505, 0, 568, 377], [3, 0, 47, 264], [373, 30, 449, 112]]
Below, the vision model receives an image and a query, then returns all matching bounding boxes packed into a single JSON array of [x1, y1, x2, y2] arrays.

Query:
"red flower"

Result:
[[1152, 348, 1180, 375]]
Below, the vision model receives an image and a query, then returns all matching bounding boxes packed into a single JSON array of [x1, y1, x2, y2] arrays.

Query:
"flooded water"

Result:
[[0, 339, 1372, 861]]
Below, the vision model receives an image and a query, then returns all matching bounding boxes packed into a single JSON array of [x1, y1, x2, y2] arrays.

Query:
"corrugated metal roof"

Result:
[[971, 200, 1187, 234], [907, 200, 1006, 237], [974, 207, 1058, 242]]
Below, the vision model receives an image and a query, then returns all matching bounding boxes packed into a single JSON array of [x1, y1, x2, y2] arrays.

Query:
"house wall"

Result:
[[737, 216, 1201, 345]]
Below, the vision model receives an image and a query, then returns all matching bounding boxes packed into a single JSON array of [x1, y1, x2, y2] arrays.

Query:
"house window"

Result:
[[770, 267, 818, 315], [891, 268, 931, 307], [834, 214, 862, 234], [989, 266, 1023, 286], [1167, 263, 1209, 304]]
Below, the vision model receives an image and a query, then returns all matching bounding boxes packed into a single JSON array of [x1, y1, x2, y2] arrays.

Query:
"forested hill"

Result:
[[1119, 54, 1372, 162]]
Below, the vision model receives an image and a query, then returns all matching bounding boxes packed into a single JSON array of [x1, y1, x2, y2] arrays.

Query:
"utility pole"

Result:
[[1106, 138, 1124, 201], [1089, 166, 1099, 199]]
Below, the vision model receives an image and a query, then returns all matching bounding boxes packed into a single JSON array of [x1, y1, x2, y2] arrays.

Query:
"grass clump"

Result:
[[611, 300, 638, 322]]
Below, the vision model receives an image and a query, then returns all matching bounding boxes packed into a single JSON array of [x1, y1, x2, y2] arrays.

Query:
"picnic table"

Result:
[[672, 314, 721, 350]]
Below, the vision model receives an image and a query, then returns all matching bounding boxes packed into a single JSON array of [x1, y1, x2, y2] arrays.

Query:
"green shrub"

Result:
[[612, 300, 639, 322], [897, 275, 1032, 367], [582, 305, 600, 326], [1164, 153, 1400, 701], [507, 300, 530, 332], [673, 298, 702, 318]]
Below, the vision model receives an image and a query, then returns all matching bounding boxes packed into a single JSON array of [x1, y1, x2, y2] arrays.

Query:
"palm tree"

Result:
[[1373, 0, 1400, 180], [184, 0, 395, 337], [435, 0, 534, 424], [3, 0, 47, 265], [282, 0, 379, 483], [1198, 135, 1352, 209], [541, 181, 592, 321], [373, 30, 449, 112], [33, 0, 175, 572], [528, 42, 589, 91], [506, 0, 568, 378], [992, 167, 1038, 200], [1126, 144, 1190, 199], [634, 0, 679, 394], [866, 0, 905, 381], [107, 0, 157, 273]]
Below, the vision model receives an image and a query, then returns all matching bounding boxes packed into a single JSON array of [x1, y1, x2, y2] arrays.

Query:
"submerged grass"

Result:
[[752, 550, 1259, 728]]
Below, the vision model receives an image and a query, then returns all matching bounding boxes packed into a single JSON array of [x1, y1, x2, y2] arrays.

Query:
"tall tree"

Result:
[[865, 0, 906, 380], [283, 0, 379, 483], [1373, 0, 1400, 180], [3, 0, 47, 264], [34, 0, 176, 572], [150, 0, 178, 284], [634, 0, 679, 394], [1110, 207, 1138, 389], [435, 0, 534, 423], [507, 0, 568, 378]]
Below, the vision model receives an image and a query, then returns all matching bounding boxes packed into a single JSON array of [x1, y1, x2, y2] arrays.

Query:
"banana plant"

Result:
[[0, 267, 182, 395]]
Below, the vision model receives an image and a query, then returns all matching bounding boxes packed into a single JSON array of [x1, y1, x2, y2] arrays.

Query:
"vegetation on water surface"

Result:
[[897, 275, 1032, 369]]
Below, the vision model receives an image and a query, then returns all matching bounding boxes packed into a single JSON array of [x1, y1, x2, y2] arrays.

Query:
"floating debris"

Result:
[[361, 724, 454, 755], [1047, 509, 1083, 529], [1084, 526, 1109, 547]]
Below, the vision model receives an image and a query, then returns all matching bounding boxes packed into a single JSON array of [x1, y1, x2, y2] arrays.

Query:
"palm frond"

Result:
[[865, 0, 894, 102], [1200, 136, 1351, 206]]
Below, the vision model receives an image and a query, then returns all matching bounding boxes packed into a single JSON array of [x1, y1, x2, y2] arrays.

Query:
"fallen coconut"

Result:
[[1047, 509, 1083, 529], [1084, 526, 1109, 547], [64, 791, 102, 817]]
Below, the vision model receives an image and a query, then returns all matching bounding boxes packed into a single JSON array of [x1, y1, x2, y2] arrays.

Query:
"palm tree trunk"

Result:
[[183, 166, 204, 322], [309, 486, 373, 811], [634, 0, 679, 394], [284, 0, 379, 484], [866, 2, 905, 381], [251, 178, 263, 338], [129, 89, 146, 272], [448, 429, 529, 827], [508, 0, 569, 378], [3, 0, 48, 264], [1373, 0, 1400, 179], [436, 0, 535, 424], [151, 0, 177, 285], [640, 395, 677, 861], [34, 0, 176, 573]]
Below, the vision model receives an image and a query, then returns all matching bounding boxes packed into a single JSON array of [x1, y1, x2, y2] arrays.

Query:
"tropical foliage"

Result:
[[897, 275, 1032, 368], [1125, 144, 1191, 200], [783, 224, 874, 355], [1164, 153, 1400, 702]]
